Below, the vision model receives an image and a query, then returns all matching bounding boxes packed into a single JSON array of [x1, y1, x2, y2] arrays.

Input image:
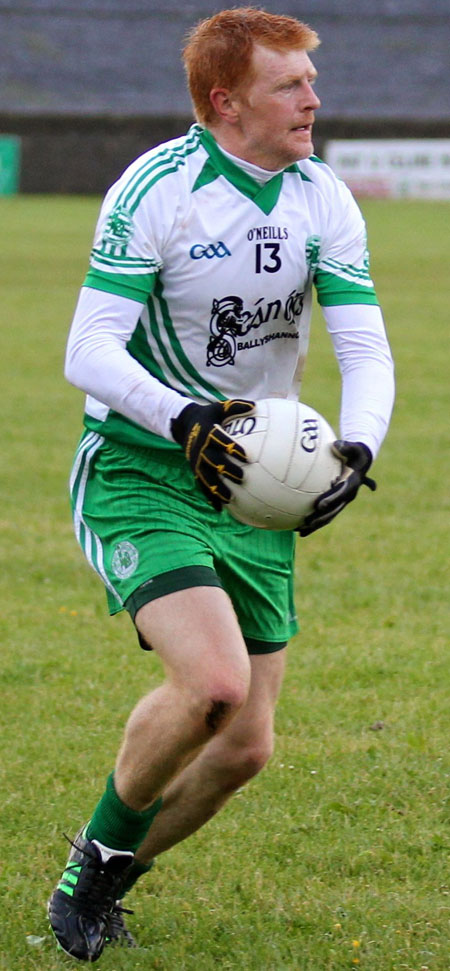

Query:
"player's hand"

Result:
[[298, 441, 376, 537], [171, 399, 255, 511]]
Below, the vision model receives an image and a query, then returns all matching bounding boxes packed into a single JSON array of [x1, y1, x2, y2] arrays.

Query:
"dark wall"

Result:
[[3, 112, 449, 195]]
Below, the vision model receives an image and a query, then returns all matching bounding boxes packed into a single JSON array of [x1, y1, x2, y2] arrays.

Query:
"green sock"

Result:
[[86, 772, 163, 853], [121, 858, 154, 897]]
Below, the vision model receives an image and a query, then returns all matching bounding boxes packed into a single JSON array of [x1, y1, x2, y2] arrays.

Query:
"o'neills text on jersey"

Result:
[[247, 226, 289, 241]]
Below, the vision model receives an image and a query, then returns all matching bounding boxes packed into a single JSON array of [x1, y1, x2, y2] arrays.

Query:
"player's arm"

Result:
[[299, 169, 395, 536], [65, 286, 254, 509], [299, 302, 395, 536], [65, 286, 186, 440]]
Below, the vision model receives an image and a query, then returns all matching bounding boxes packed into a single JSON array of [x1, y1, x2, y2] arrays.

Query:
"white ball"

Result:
[[223, 398, 343, 530]]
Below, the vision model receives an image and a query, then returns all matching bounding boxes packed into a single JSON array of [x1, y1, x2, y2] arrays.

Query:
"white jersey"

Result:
[[66, 124, 394, 455]]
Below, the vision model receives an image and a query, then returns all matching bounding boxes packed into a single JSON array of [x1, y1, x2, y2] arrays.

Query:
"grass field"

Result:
[[1, 195, 449, 970]]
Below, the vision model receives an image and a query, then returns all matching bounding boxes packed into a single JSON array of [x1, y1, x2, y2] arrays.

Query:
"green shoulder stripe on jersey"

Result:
[[150, 277, 226, 401], [319, 259, 373, 289], [309, 154, 326, 163], [90, 248, 160, 273], [87, 130, 203, 296], [83, 268, 158, 304], [117, 127, 203, 214], [315, 269, 379, 307], [320, 257, 374, 284]]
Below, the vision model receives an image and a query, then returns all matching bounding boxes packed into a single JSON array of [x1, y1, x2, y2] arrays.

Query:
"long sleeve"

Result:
[[65, 287, 187, 441], [322, 303, 395, 458]]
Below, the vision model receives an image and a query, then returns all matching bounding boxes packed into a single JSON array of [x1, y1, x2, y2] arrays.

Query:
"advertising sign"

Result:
[[325, 140, 450, 199]]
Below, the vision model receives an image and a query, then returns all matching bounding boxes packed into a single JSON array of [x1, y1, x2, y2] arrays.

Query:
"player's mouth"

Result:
[[292, 123, 313, 133]]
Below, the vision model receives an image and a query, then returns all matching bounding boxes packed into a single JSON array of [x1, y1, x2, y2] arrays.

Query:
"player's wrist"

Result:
[[332, 440, 373, 473], [171, 402, 199, 447], [171, 399, 254, 511], [355, 442, 373, 469]]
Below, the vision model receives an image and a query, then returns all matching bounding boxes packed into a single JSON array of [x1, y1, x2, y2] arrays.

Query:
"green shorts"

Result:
[[70, 430, 298, 654]]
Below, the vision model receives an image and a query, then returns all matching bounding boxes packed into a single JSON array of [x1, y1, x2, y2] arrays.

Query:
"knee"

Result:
[[237, 737, 274, 780], [194, 657, 252, 732], [217, 734, 274, 791], [202, 678, 250, 734], [183, 672, 250, 737]]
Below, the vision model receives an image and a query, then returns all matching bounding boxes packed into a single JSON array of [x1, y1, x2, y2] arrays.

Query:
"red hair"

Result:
[[183, 7, 320, 125]]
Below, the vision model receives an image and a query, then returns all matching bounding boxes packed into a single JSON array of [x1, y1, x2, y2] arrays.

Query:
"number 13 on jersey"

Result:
[[255, 242, 282, 274]]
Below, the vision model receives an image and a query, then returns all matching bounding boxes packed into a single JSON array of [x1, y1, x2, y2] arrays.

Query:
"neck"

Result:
[[207, 125, 282, 172]]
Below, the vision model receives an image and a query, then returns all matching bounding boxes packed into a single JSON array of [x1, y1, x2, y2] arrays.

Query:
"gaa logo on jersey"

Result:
[[111, 541, 139, 579], [102, 205, 134, 247], [190, 241, 231, 260]]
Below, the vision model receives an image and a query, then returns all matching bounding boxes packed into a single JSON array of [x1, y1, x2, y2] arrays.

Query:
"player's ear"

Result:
[[209, 88, 240, 124]]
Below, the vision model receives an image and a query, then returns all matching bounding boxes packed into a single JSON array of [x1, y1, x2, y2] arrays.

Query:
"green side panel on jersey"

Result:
[[84, 411, 181, 451], [151, 277, 226, 402], [127, 318, 174, 388], [315, 269, 379, 307], [146, 295, 202, 398], [124, 289, 225, 403], [83, 267, 157, 304]]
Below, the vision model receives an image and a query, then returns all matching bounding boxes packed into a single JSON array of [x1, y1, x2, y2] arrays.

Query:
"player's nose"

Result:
[[305, 84, 321, 110], [299, 81, 321, 111]]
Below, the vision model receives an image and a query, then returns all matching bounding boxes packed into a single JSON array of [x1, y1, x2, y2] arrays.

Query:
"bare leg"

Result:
[[135, 649, 286, 861], [114, 586, 251, 811]]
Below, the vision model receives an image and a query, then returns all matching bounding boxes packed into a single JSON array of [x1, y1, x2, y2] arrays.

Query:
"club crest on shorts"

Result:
[[111, 541, 139, 579]]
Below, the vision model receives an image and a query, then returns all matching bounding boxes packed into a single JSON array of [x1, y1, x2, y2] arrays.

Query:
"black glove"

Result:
[[298, 440, 376, 537], [171, 399, 255, 511]]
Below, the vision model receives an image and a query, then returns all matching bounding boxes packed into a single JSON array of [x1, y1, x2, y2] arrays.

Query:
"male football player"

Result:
[[48, 7, 394, 960]]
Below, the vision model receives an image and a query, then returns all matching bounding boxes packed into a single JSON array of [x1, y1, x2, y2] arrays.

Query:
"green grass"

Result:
[[1, 196, 449, 970]]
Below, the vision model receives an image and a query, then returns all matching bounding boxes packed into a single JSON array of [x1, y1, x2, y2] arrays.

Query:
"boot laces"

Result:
[[107, 902, 135, 943], [63, 833, 129, 919]]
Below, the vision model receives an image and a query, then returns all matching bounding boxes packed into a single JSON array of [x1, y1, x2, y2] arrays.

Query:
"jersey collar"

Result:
[[193, 127, 299, 215]]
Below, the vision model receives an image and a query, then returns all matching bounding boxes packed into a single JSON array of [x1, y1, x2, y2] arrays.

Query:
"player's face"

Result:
[[233, 46, 321, 170]]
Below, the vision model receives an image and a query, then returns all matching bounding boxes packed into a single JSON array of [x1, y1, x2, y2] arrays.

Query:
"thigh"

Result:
[[135, 585, 251, 694]]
